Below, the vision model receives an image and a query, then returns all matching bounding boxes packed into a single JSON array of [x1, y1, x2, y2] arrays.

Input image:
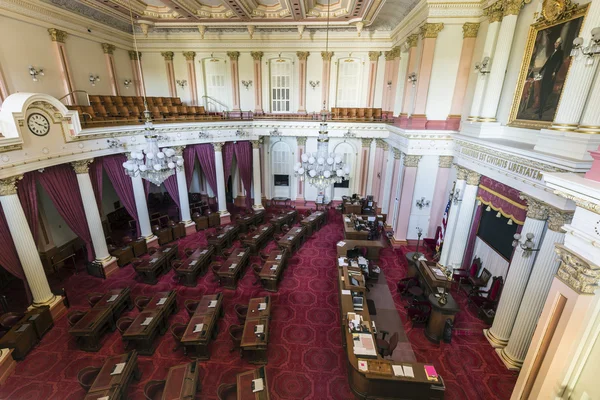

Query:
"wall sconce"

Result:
[[450, 187, 461, 205], [29, 66, 44, 82], [123, 79, 132, 89], [241, 80, 253, 90], [309, 80, 320, 90], [270, 127, 282, 136], [176, 79, 187, 89], [387, 80, 393, 89], [512, 232, 540, 258], [89, 75, 100, 86], [571, 27, 600, 65], [474, 56, 491, 76], [236, 129, 248, 137], [343, 129, 356, 138], [407, 72, 417, 87], [415, 197, 430, 209]]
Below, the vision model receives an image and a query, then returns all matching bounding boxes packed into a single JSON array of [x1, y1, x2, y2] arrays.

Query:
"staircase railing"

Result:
[[202, 95, 229, 113], [58, 90, 90, 106]]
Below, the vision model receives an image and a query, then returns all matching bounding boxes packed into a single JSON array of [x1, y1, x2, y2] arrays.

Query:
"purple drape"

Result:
[[461, 204, 483, 270], [222, 143, 235, 184], [183, 147, 196, 189], [234, 141, 253, 209], [477, 176, 527, 224], [195, 144, 218, 195], [37, 164, 94, 261], [89, 158, 104, 212], [103, 154, 140, 236], [17, 172, 38, 242], [0, 204, 32, 303], [163, 174, 180, 209]]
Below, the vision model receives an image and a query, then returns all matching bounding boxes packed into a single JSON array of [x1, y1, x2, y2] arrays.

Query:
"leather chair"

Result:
[[116, 317, 134, 334], [217, 383, 237, 400], [252, 264, 263, 286], [468, 267, 492, 295], [469, 276, 504, 312], [229, 325, 244, 353], [152, 224, 173, 246], [87, 293, 104, 308], [376, 332, 399, 358], [67, 310, 87, 327], [77, 366, 101, 391], [144, 380, 166, 400], [184, 299, 200, 317], [211, 262, 223, 286], [134, 296, 151, 311], [170, 323, 187, 353], [108, 244, 134, 267], [193, 212, 209, 231], [0, 312, 24, 330], [234, 304, 248, 323]]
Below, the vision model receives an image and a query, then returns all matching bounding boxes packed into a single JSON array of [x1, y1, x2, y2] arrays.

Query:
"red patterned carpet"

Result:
[[0, 210, 517, 399]]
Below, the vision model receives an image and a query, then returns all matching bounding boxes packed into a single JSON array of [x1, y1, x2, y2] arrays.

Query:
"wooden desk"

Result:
[[93, 288, 133, 321], [425, 293, 460, 344], [0, 319, 39, 360], [175, 246, 215, 286], [160, 245, 179, 269], [406, 255, 452, 295], [270, 210, 297, 233], [236, 367, 270, 400], [214, 248, 251, 289], [300, 211, 326, 236], [87, 351, 140, 400], [341, 265, 367, 293], [276, 225, 306, 253], [343, 215, 371, 240], [17, 306, 53, 341], [336, 239, 385, 261], [193, 293, 224, 317], [241, 224, 274, 254], [236, 210, 266, 233], [162, 362, 200, 400], [181, 312, 219, 359], [258, 250, 288, 292], [69, 308, 115, 352], [134, 251, 168, 285], [122, 309, 167, 355], [208, 225, 239, 253], [246, 297, 271, 319], [241, 317, 269, 365], [83, 387, 119, 400], [343, 201, 363, 215], [143, 290, 178, 327]]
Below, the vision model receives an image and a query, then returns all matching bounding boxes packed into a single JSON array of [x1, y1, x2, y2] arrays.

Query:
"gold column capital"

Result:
[[251, 51, 264, 61], [296, 137, 307, 146], [439, 156, 454, 168], [555, 244, 600, 294], [361, 138, 373, 148], [161, 51, 174, 61], [251, 140, 261, 149], [406, 34, 419, 48], [129, 51, 142, 61], [503, 0, 527, 16], [419, 23, 444, 39], [466, 171, 481, 186], [393, 149, 403, 159], [462, 22, 480, 38], [368, 51, 381, 61], [321, 51, 334, 61], [375, 139, 387, 149], [548, 209, 574, 232], [404, 155, 422, 167], [385, 47, 401, 61], [484, 0, 505, 22], [520, 193, 551, 220], [455, 164, 469, 180], [101, 43, 115, 54], [71, 159, 93, 174], [213, 142, 224, 151], [183, 51, 196, 61], [48, 28, 68, 43], [296, 51, 310, 61], [0, 175, 23, 196], [227, 51, 240, 61]]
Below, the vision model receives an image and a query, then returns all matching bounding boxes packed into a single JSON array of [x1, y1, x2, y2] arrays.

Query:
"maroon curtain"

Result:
[[183, 146, 196, 189], [0, 204, 32, 303], [103, 154, 140, 236], [234, 141, 253, 209], [17, 172, 38, 242], [195, 144, 218, 195], [37, 164, 94, 261], [222, 142, 235, 184], [163, 174, 180, 209], [89, 158, 104, 212], [461, 204, 483, 270]]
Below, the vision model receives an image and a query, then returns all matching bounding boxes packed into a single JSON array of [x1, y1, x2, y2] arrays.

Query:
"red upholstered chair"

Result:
[[229, 325, 244, 353], [144, 380, 166, 400], [234, 304, 248, 323], [170, 323, 187, 353], [469, 276, 504, 311], [467, 267, 492, 296], [77, 366, 101, 391], [87, 293, 104, 308], [184, 299, 200, 317], [67, 310, 87, 327], [134, 296, 151, 311], [376, 332, 399, 359], [453, 257, 481, 289], [217, 383, 237, 400]]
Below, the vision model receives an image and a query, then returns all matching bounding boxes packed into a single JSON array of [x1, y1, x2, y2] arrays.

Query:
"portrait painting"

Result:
[[509, 5, 587, 129]]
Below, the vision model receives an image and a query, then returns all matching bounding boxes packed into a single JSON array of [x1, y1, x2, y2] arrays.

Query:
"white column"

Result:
[[176, 170, 191, 223], [252, 140, 263, 209], [72, 160, 111, 262], [499, 209, 573, 370], [479, 7, 520, 121], [131, 175, 154, 239], [0, 176, 54, 305], [366, 139, 376, 195], [213, 143, 228, 214], [439, 166, 468, 266], [485, 194, 549, 348], [447, 170, 480, 267], [577, 60, 600, 133]]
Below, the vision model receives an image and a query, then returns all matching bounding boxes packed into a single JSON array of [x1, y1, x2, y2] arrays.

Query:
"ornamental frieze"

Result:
[[555, 244, 600, 294]]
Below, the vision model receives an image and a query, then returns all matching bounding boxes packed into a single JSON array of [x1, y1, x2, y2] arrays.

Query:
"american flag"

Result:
[[435, 198, 451, 253]]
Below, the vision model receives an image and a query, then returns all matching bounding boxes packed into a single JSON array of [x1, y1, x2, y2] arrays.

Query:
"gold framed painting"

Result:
[[508, 1, 588, 129]]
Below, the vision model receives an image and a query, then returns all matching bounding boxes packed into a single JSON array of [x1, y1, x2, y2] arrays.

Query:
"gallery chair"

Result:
[[77, 366, 101, 391], [376, 332, 399, 359], [453, 257, 481, 290], [467, 267, 493, 296], [143, 380, 166, 400], [217, 383, 237, 400]]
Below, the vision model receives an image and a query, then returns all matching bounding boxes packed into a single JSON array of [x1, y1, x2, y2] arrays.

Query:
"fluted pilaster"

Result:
[[252, 140, 263, 208], [213, 143, 228, 213], [131, 175, 153, 238], [439, 166, 468, 266], [447, 171, 480, 267], [468, 21, 501, 119]]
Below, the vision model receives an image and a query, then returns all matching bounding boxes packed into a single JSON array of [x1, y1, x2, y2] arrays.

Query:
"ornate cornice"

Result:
[[251, 140, 261, 149], [251, 51, 264, 61], [439, 156, 453, 168], [161, 51, 174, 61], [101, 43, 115, 54], [393, 148, 402, 159], [419, 23, 444, 39], [520, 193, 551, 220], [553, 190, 600, 215], [296, 51, 310, 61], [462, 22, 480, 38], [369, 51, 381, 61], [406, 34, 419, 48], [71, 159, 92, 174], [321, 51, 334, 61], [548, 209, 574, 232], [455, 164, 469, 180], [296, 137, 307, 146], [129, 51, 142, 61], [555, 244, 600, 294], [227, 51, 240, 61], [404, 155, 421, 168], [484, 1, 505, 22], [0, 175, 23, 196], [48, 28, 67, 43], [361, 138, 373, 148], [466, 171, 481, 186], [183, 51, 196, 61]]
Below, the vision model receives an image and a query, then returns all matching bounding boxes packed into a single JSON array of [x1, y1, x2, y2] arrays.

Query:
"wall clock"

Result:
[[27, 113, 50, 136]]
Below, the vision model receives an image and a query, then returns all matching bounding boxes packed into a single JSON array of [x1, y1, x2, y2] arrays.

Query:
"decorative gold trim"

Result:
[[419, 23, 444, 39], [520, 193, 551, 220], [361, 138, 373, 148], [296, 137, 307, 146], [548, 208, 573, 232], [251, 140, 261, 149], [553, 190, 600, 215], [476, 197, 525, 224], [213, 142, 224, 151], [462, 22, 480, 38], [227, 51, 240, 60], [555, 244, 600, 294], [296, 51, 310, 61], [403, 155, 421, 167], [438, 156, 453, 168], [161, 51, 174, 61], [101, 43, 115, 54], [128, 51, 142, 61], [48, 28, 67, 42], [483, 1, 504, 23], [476, 117, 497, 122], [321, 51, 334, 61], [71, 159, 93, 174], [406, 34, 418, 48], [251, 51, 264, 61], [478, 185, 527, 210], [183, 51, 196, 61], [369, 51, 381, 61], [0, 143, 23, 153], [0, 175, 23, 196]]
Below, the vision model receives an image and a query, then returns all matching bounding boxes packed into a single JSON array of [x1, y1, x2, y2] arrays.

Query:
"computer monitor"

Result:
[[353, 296, 364, 310]]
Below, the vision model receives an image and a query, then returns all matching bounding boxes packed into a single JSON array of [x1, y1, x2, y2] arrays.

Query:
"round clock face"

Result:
[[27, 113, 50, 136]]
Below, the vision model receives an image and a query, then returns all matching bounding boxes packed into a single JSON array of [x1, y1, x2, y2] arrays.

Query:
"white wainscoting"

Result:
[[471, 237, 510, 290]]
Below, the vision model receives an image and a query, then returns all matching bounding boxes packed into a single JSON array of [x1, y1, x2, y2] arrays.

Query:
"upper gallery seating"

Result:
[[330, 107, 384, 121]]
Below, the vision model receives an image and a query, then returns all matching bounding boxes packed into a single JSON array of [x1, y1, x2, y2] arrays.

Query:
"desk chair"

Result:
[[252, 264, 263, 286], [217, 383, 237, 400], [229, 325, 244, 353], [116, 317, 134, 334], [407, 301, 432, 327], [77, 366, 101, 391], [135, 296, 151, 311], [0, 312, 23, 330], [67, 310, 86, 327], [143, 380, 166, 400], [170, 323, 187, 353], [210, 262, 223, 286], [184, 299, 200, 317], [87, 293, 104, 308], [376, 332, 399, 359], [467, 268, 492, 296], [234, 304, 248, 323]]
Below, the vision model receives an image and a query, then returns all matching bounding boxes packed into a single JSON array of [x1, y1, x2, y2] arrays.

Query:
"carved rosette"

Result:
[[161, 52, 174, 61], [48, 28, 67, 43], [462, 23, 480, 38], [321, 51, 334, 61], [438, 156, 454, 168], [129, 51, 142, 61], [183, 51, 196, 61], [101, 43, 115, 55], [251, 140, 261, 149], [227, 51, 240, 61], [296, 51, 310, 61], [555, 244, 600, 294], [466, 171, 481, 186], [72, 159, 93, 174], [520, 194, 551, 221], [369, 51, 381, 61], [251, 51, 264, 61], [406, 34, 419, 48], [296, 137, 307, 146], [455, 164, 469, 180], [404, 155, 422, 168], [419, 23, 444, 39], [361, 138, 373, 148], [547, 209, 574, 232], [393, 149, 402, 159], [0, 176, 23, 196], [213, 142, 224, 152]]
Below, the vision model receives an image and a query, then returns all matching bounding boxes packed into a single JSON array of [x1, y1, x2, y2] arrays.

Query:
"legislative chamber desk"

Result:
[[258, 249, 288, 292], [0, 306, 53, 360], [84, 350, 141, 400], [161, 362, 200, 400], [214, 248, 251, 289], [122, 309, 168, 355], [299, 210, 327, 236], [237, 366, 270, 400], [241, 297, 270, 364], [343, 200, 363, 215], [93, 288, 133, 319], [241, 223, 274, 254], [69, 307, 115, 352], [175, 246, 215, 286], [336, 240, 385, 261], [236, 210, 266, 233], [135, 245, 178, 284], [208, 224, 240, 253], [336, 266, 445, 399], [406, 254, 453, 294], [270, 210, 297, 233], [142, 290, 178, 323], [276, 225, 307, 253], [181, 293, 223, 359]]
